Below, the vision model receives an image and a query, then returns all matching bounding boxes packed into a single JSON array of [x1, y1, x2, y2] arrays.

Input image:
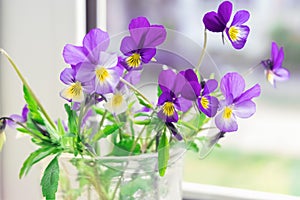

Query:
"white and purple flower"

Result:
[[215, 72, 261, 132]]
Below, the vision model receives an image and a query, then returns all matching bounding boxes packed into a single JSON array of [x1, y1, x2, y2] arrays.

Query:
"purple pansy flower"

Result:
[[60, 65, 93, 102], [181, 69, 219, 117], [203, 1, 250, 49], [215, 72, 261, 132], [157, 69, 192, 123], [261, 42, 290, 87], [119, 16, 166, 71], [7, 105, 28, 127]]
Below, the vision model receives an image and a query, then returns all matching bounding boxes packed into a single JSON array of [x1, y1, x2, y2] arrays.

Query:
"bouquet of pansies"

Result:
[[0, 1, 289, 199]]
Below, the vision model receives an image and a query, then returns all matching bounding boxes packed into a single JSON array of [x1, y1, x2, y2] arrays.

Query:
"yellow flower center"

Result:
[[96, 67, 110, 83], [162, 102, 175, 117], [112, 93, 123, 107], [229, 26, 239, 42], [223, 107, 233, 119], [126, 53, 141, 68], [200, 97, 209, 109], [67, 81, 82, 97]]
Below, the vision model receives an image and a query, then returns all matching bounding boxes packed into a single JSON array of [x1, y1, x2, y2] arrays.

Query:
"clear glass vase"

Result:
[[57, 146, 185, 200]]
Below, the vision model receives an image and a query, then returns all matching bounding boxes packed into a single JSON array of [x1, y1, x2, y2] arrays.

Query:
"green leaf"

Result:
[[64, 104, 77, 134], [23, 85, 44, 125], [135, 92, 153, 109], [19, 146, 60, 178], [111, 138, 141, 156], [120, 176, 151, 197], [157, 85, 162, 97], [133, 119, 151, 125], [41, 156, 60, 200], [158, 131, 169, 176], [92, 123, 124, 142], [56, 118, 66, 136], [92, 106, 115, 122]]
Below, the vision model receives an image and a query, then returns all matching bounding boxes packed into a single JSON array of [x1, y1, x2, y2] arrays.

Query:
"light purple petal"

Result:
[[197, 96, 219, 117], [231, 10, 250, 26], [158, 69, 176, 92], [175, 97, 192, 112], [226, 25, 250, 50], [140, 48, 156, 63], [63, 44, 87, 65], [273, 67, 290, 81], [99, 52, 118, 69], [143, 25, 167, 48], [215, 111, 238, 132], [220, 72, 245, 100], [271, 42, 279, 63], [83, 28, 110, 63], [129, 17, 150, 46], [60, 68, 76, 85], [273, 47, 284, 70], [217, 1, 232, 25], [233, 100, 256, 118], [7, 114, 24, 127], [203, 12, 226, 32], [202, 79, 218, 95], [76, 62, 96, 83], [173, 72, 187, 95], [234, 84, 261, 104], [94, 67, 121, 94], [181, 81, 199, 100], [120, 36, 137, 55], [124, 70, 141, 86]]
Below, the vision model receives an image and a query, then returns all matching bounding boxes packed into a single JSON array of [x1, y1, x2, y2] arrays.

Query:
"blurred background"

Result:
[[1, 0, 300, 199]]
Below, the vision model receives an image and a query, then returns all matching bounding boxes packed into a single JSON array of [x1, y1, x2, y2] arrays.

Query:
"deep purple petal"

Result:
[[120, 36, 137, 55], [175, 97, 192, 112], [226, 25, 250, 50], [273, 47, 284, 70], [21, 105, 29, 121], [271, 42, 279, 63], [143, 25, 167, 48], [157, 109, 178, 123], [220, 72, 245, 100], [181, 81, 199, 100], [129, 16, 150, 30], [202, 79, 218, 95], [273, 67, 290, 81], [215, 111, 238, 132], [157, 92, 172, 106], [217, 1, 233, 25], [182, 69, 199, 82], [158, 69, 176, 92], [234, 84, 261, 104], [83, 28, 110, 63], [197, 96, 219, 117], [60, 68, 76, 85], [63, 44, 87, 65], [233, 100, 256, 119], [231, 10, 250, 26], [7, 114, 24, 127], [140, 48, 156, 63], [203, 12, 226, 32]]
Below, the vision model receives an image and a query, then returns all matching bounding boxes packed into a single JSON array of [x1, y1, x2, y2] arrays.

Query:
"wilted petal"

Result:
[[231, 10, 250, 26], [63, 44, 87, 65], [234, 84, 261, 104], [233, 100, 256, 118], [220, 72, 245, 100]]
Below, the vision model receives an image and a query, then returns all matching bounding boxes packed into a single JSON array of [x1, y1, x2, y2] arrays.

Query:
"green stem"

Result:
[[0, 48, 56, 129], [196, 29, 208, 72], [119, 77, 154, 109]]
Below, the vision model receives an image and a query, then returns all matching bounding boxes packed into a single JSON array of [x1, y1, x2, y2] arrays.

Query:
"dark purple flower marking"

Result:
[[215, 72, 261, 132], [181, 69, 219, 117], [203, 1, 250, 49], [261, 42, 290, 87], [120, 16, 166, 71]]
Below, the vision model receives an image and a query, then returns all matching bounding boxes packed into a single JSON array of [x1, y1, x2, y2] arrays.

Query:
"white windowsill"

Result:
[[182, 182, 300, 200]]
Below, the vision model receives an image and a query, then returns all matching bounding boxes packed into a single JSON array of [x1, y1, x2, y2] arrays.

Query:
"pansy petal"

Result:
[[95, 67, 121, 94], [140, 48, 156, 63], [215, 111, 238, 132], [217, 1, 233, 25], [99, 52, 118, 69], [175, 97, 192, 112], [76, 62, 96, 83], [143, 25, 167, 48], [63, 44, 87, 65], [157, 92, 172, 106], [226, 25, 250, 49], [203, 79, 218, 95], [273, 67, 290, 81], [234, 84, 261, 104], [273, 47, 284, 70], [182, 69, 199, 82], [158, 69, 176, 92], [60, 68, 76, 85], [271, 42, 279, 63], [203, 12, 226, 32], [129, 17, 150, 47], [233, 100, 256, 118], [220, 72, 245, 100], [60, 84, 84, 102], [83, 28, 110, 63], [173, 72, 187, 95], [181, 81, 199, 100], [197, 96, 219, 117], [158, 109, 178, 123], [231, 10, 250, 26], [120, 36, 137, 56]]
